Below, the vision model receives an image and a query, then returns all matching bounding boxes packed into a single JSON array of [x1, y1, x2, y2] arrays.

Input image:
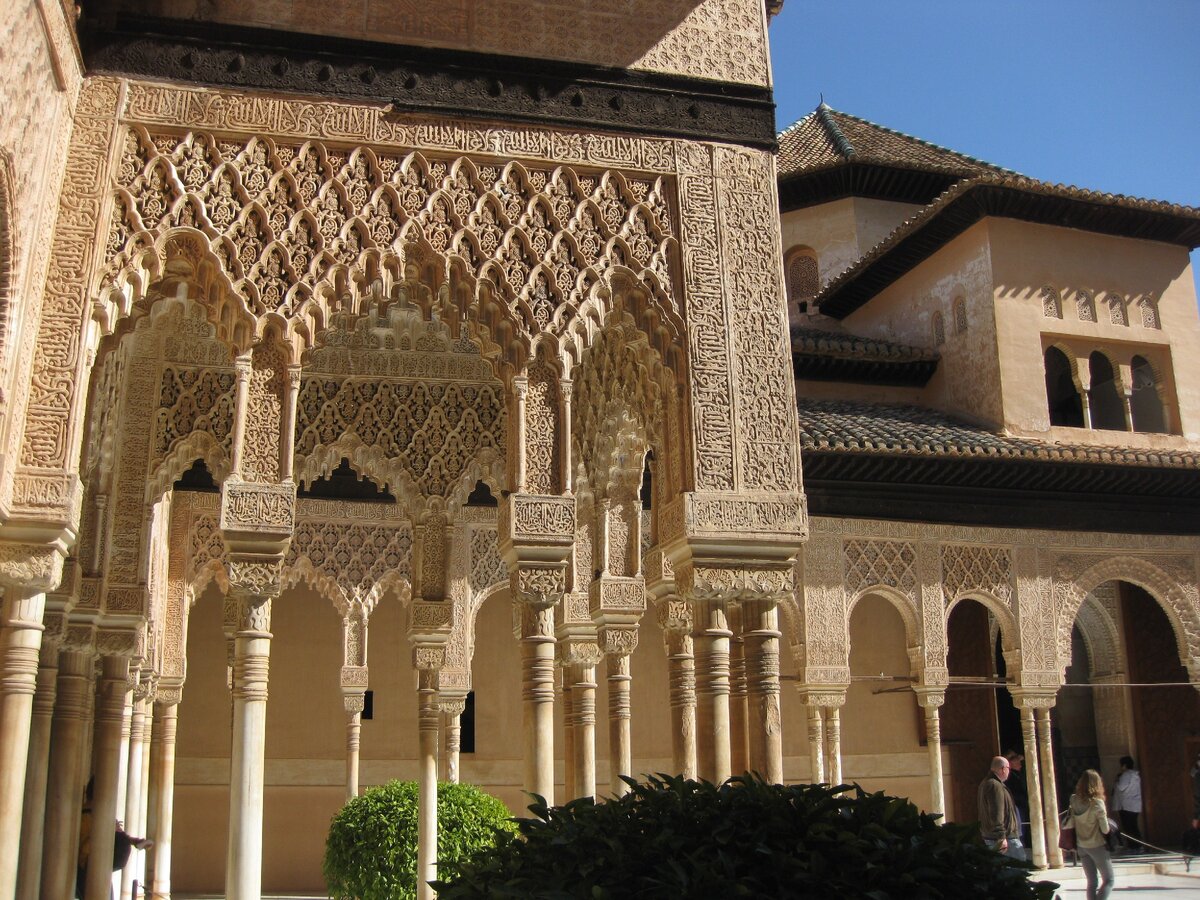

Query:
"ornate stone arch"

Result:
[[1071, 593, 1122, 679], [945, 591, 1019, 654], [845, 585, 922, 673], [1056, 555, 1200, 679]]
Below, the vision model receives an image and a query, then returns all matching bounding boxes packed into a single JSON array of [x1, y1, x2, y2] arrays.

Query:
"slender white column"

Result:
[[566, 663, 597, 799], [1036, 707, 1062, 867], [149, 701, 179, 900], [345, 708, 362, 800], [135, 700, 154, 889], [728, 610, 749, 777], [0, 588, 47, 898], [441, 700, 465, 785], [805, 701, 825, 783], [87, 654, 132, 900], [519, 604, 556, 802], [561, 678, 575, 799], [115, 689, 134, 831], [918, 692, 946, 817], [825, 705, 843, 785], [665, 630, 696, 779], [121, 696, 147, 900], [607, 653, 632, 796], [41, 649, 95, 899], [225, 596, 272, 900], [416, 668, 439, 900], [17, 640, 58, 900], [743, 602, 783, 783], [1020, 705, 1047, 868], [693, 599, 731, 783]]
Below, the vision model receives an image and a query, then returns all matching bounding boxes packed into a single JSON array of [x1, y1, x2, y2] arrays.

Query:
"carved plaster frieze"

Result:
[[504, 494, 575, 544], [221, 480, 295, 529], [658, 491, 807, 547]]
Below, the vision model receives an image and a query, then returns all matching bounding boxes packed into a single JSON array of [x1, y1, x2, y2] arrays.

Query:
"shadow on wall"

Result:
[[80, 0, 714, 69]]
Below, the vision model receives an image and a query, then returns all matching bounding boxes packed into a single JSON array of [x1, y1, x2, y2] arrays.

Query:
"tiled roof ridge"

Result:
[[778, 103, 1015, 177], [790, 324, 939, 362], [797, 398, 1200, 469], [815, 174, 1200, 308]]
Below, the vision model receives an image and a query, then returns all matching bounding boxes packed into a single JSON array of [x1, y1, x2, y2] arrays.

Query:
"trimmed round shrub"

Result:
[[435, 774, 1058, 899], [324, 780, 516, 900]]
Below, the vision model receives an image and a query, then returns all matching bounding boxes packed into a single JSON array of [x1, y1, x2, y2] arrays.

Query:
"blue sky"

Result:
[[767, 0, 1200, 283]]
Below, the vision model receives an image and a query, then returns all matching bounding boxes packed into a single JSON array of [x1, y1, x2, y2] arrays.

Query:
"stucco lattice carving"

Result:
[[524, 354, 561, 494], [285, 519, 413, 611], [941, 544, 1013, 607], [469, 526, 507, 597], [243, 341, 286, 482], [295, 374, 504, 501], [103, 131, 678, 349], [843, 539, 917, 600]]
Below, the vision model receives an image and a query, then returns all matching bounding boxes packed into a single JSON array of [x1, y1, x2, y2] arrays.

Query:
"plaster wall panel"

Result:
[[86, 0, 773, 86], [175, 580, 234, 758], [0, 0, 80, 482], [794, 379, 927, 406], [781, 198, 922, 289], [987, 218, 1200, 442], [844, 594, 921, 755], [842, 222, 1001, 427]]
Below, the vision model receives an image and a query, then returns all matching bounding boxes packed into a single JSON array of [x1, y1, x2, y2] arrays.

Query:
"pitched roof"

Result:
[[797, 398, 1200, 469], [778, 104, 1011, 181], [815, 175, 1200, 318]]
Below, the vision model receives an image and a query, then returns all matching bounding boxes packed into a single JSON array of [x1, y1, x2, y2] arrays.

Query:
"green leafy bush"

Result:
[[435, 774, 1058, 900], [324, 780, 516, 900]]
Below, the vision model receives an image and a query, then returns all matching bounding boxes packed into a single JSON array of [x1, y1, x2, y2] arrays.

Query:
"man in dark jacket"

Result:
[[979, 755, 1024, 859]]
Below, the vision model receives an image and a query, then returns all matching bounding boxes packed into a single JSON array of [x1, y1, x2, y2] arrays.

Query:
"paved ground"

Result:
[[1044, 855, 1200, 898], [176, 856, 1200, 899]]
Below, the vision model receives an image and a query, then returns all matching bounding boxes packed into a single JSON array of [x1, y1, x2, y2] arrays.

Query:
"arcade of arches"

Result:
[[0, 16, 1198, 900]]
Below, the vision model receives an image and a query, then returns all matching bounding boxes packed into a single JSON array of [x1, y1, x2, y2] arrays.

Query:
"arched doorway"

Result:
[[844, 594, 927, 807], [1064, 579, 1200, 847], [942, 599, 1001, 824]]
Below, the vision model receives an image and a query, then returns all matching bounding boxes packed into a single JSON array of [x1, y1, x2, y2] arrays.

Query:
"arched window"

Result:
[[1077, 291, 1096, 323], [932, 311, 945, 347], [1137, 296, 1160, 330], [1043, 347, 1084, 427], [1088, 351, 1126, 431], [952, 295, 968, 334], [786, 249, 819, 314], [1129, 355, 1167, 433], [1040, 286, 1062, 319], [1107, 294, 1127, 326]]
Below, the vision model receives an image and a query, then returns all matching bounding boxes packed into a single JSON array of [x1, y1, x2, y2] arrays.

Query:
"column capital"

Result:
[[797, 687, 847, 708], [1011, 689, 1057, 710], [227, 555, 284, 609], [913, 687, 946, 709], [557, 638, 602, 668]]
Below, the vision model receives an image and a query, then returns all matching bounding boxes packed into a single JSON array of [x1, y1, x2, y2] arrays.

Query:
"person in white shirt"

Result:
[[1111, 756, 1143, 853]]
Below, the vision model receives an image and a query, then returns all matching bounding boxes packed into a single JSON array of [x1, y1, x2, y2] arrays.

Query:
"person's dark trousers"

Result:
[[1118, 810, 1142, 851]]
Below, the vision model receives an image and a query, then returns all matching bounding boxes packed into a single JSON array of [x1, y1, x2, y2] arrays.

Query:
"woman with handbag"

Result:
[[1069, 769, 1114, 900]]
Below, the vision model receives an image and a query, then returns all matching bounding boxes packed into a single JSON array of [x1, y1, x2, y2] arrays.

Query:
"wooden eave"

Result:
[[778, 162, 962, 213], [800, 449, 1200, 534]]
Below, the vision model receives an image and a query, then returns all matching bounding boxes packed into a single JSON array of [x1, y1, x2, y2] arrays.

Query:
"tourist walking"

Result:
[[1068, 769, 1114, 900], [978, 756, 1024, 859], [1111, 756, 1142, 853]]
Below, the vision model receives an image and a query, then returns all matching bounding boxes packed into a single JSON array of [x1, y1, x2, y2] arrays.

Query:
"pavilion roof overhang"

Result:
[[815, 178, 1200, 319]]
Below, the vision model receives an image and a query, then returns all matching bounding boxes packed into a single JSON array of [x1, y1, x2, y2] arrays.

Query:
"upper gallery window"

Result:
[[952, 296, 968, 334], [1040, 286, 1062, 319], [1129, 355, 1167, 433], [1088, 351, 1126, 430], [1076, 291, 1096, 323], [1043, 346, 1084, 428]]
